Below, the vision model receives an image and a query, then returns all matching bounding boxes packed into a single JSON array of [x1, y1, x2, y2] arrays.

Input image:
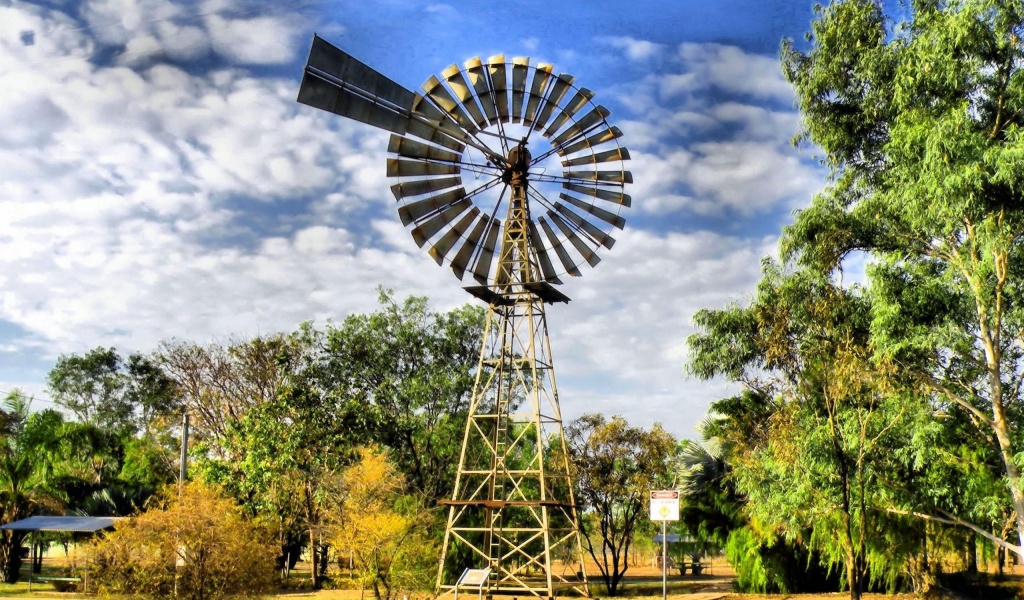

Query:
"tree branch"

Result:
[[887, 507, 1020, 554]]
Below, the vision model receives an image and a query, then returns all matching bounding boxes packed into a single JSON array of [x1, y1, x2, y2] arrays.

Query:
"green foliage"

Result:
[[322, 288, 485, 502], [723, 527, 786, 594], [118, 434, 176, 489], [566, 413, 675, 596], [676, 437, 738, 550], [0, 391, 67, 582], [48, 347, 179, 434], [687, 261, 948, 596], [192, 327, 361, 588], [185, 291, 482, 589], [724, 526, 839, 594], [685, 1, 1024, 597], [777, 0, 1024, 569], [90, 481, 277, 600]]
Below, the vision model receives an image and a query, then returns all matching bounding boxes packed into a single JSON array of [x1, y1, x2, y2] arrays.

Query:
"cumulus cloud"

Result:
[[599, 36, 665, 62], [0, 0, 399, 362], [603, 40, 822, 219], [71, 0, 306, 66], [553, 228, 775, 435], [204, 14, 302, 64], [672, 43, 794, 103]]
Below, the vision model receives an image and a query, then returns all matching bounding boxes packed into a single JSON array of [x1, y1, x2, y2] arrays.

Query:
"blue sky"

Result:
[[0, 0, 831, 438]]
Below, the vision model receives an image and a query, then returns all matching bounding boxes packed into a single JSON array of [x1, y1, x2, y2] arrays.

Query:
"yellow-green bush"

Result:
[[90, 481, 277, 600]]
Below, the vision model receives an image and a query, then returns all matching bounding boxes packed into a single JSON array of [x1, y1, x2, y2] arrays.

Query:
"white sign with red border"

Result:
[[649, 490, 679, 521]]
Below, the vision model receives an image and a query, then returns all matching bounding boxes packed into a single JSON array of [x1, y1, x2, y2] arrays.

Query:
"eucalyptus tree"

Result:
[[780, 0, 1024, 560], [565, 413, 675, 596], [689, 265, 926, 598]]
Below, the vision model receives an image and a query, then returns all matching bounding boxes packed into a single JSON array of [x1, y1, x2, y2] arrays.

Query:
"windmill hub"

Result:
[[502, 143, 532, 186]]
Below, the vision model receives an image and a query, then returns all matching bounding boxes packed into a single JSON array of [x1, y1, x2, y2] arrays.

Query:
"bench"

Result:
[[28, 575, 82, 592], [679, 561, 711, 576]]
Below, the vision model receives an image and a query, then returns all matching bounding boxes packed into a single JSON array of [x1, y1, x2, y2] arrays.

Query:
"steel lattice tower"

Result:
[[436, 150, 588, 598]]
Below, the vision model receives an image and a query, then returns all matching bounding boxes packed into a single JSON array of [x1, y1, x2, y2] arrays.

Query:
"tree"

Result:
[[781, 0, 1024, 561], [193, 326, 364, 589], [565, 413, 675, 596], [47, 347, 179, 434], [322, 289, 485, 503], [90, 481, 277, 600], [0, 391, 66, 582], [156, 334, 300, 459], [688, 264, 937, 598], [676, 436, 737, 551], [677, 390, 847, 595], [330, 447, 435, 600]]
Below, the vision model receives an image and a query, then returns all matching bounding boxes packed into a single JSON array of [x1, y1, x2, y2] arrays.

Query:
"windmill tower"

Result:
[[297, 36, 632, 598]]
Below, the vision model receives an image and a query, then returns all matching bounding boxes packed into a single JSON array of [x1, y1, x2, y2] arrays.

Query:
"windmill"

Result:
[[297, 35, 632, 598]]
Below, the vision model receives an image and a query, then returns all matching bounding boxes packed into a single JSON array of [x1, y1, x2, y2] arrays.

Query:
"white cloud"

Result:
[[552, 228, 774, 436], [673, 43, 793, 103], [0, 1, 393, 359], [605, 43, 822, 219], [520, 37, 540, 53], [204, 14, 302, 64], [425, 4, 456, 13], [600, 36, 665, 62], [685, 140, 816, 212]]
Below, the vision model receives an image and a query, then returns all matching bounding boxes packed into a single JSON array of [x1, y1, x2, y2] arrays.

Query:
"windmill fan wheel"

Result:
[[387, 55, 632, 287]]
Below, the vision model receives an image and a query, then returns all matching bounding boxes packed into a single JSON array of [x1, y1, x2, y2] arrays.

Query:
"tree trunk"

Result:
[[0, 531, 24, 584], [317, 543, 330, 582], [308, 526, 318, 588], [845, 549, 861, 600], [974, 273, 1024, 563], [966, 532, 977, 573]]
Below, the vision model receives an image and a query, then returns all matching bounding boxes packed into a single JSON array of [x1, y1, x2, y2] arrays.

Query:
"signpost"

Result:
[[650, 490, 679, 600], [453, 568, 491, 600]]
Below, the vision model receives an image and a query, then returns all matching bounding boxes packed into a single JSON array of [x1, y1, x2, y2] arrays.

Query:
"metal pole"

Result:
[[661, 520, 667, 600], [179, 413, 189, 487]]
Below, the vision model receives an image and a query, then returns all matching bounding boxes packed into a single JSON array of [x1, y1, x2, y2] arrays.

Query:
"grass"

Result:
[[0, 559, 732, 599], [0, 562, 90, 597]]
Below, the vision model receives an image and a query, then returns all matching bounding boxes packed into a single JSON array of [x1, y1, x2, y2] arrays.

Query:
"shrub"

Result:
[[91, 481, 277, 600]]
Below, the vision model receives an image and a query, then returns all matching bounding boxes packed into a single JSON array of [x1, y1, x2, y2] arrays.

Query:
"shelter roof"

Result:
[[0, 516, 120, 532], [652, 533, 696, 543]]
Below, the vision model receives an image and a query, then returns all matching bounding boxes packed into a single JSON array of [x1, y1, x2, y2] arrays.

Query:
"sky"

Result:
[[0, 0, 832, 439]]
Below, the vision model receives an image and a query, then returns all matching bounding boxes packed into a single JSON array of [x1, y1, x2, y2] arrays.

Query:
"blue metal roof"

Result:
[[652, 533, 697, 543], [0, 516, 121, 532]]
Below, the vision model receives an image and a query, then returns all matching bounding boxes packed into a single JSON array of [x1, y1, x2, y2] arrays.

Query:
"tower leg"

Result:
[[437, 296, 588, 598]]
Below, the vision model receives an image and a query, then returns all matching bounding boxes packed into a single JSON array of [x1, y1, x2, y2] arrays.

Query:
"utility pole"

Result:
[[179, 413, 190, 488]]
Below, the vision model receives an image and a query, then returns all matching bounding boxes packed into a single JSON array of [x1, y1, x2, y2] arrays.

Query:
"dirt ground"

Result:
[[297, 556, 1024, 600], [17, 552, 1024, 599]]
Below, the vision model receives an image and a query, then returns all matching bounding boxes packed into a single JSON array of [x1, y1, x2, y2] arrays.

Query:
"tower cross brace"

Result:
[[437, 143, 589, 599]]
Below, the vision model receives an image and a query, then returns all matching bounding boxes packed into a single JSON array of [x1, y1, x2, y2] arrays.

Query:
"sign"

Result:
[[649, 490, 679, 521], [454, 568, 491, 600], [457, 568, 491, 587]]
